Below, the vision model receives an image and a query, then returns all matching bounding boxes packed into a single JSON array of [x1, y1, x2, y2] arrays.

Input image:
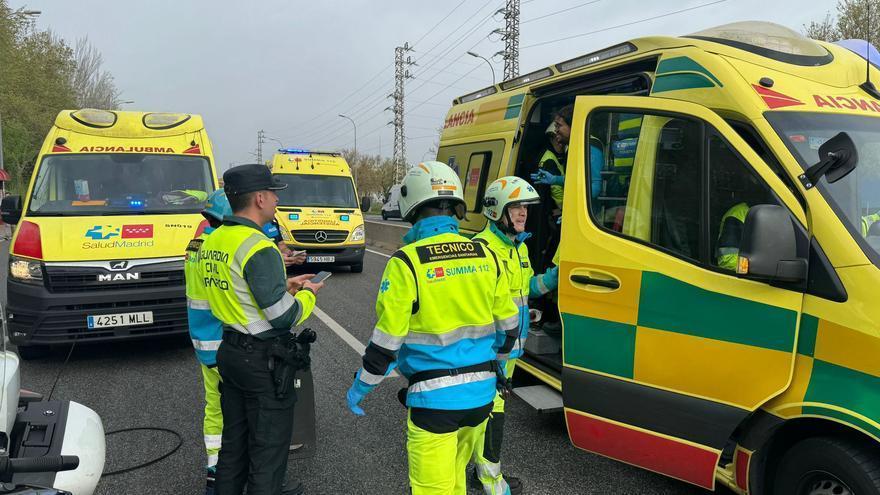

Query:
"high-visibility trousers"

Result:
[[201, 364, 223, 468], [473, 359, 517, 495], [408, 405, 491, 495]]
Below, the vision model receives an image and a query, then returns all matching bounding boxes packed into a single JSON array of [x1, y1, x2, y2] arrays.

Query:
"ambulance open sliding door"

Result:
[[558, 96, 805, 489]]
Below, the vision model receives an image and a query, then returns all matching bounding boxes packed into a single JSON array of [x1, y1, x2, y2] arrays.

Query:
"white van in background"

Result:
[[381, 184, 402, 220]]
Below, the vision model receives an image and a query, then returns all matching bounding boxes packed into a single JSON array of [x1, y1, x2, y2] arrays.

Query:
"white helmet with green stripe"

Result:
[[398, 161, 465, 222], [481, 176, 540, 222]]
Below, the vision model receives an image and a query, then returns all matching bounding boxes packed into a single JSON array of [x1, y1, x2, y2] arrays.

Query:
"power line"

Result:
[[411, 0, 470, 48], [522, 0, 727, 49], [522, 0, 602, 24]]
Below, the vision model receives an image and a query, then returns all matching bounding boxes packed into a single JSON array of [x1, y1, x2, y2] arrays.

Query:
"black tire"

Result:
[[350, 263, 363, 273], [16, 345, 49, 361], [773, 436, 880, 495], [381, 211, 388, 221]]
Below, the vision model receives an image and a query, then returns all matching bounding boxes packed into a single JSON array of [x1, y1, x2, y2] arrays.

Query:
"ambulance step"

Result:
[[513, 385, 563, 413]]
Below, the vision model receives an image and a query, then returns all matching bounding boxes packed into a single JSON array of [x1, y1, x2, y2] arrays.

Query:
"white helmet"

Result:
[[482, 176, 540, 222], [398, 161, 465, 222]]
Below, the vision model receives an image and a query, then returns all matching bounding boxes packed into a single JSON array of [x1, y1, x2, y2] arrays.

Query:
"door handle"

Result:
[[570, 274, 620, 290]]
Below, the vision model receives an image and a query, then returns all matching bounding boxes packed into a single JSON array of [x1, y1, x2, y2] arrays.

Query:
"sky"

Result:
[[11, 0, 838, 173]]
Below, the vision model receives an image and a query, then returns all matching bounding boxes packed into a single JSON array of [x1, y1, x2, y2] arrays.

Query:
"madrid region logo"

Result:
[[85, 224, 154, 240]]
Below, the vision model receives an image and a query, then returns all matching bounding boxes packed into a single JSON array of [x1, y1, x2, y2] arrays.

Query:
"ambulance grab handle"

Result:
[[570, 274, 619, 290]]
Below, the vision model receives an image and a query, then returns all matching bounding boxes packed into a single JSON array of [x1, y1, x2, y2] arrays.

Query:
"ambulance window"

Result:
[[587, 110, 704, 262], [463, 152, 492, 213], [727, 120, 805, 210], [708, 130, 782, 271]]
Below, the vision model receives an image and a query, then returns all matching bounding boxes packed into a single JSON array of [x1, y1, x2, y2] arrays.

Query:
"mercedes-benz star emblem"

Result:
[[314, 231, 328, 242]]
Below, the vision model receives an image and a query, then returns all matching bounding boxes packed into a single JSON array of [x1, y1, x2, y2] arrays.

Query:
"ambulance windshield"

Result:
[[274, 174, 358, 208], [27, 153, 214, 216], [766, 111, 880, 261]]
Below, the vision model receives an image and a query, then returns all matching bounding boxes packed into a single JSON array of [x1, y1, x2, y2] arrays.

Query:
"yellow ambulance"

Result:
[[269, 149, 365, 272], [2, 109, 217, 359], [438, 21, 880, 494]]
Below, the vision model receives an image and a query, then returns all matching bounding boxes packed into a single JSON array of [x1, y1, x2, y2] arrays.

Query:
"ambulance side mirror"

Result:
[[738, 205, 807, 284], [0, 195, 21, 225], [360, 196, 371, 213]]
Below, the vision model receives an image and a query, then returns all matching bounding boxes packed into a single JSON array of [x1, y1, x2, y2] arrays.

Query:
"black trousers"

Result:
[[215, 335, 297, 495]]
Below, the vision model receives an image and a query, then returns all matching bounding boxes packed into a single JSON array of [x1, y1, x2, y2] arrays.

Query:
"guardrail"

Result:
[[365, 220, 407, 252]]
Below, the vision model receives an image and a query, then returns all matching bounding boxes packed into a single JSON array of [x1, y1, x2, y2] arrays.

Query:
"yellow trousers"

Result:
[[201, 364, 223, 468], [472, 360, 517, 495], [408, 410, 488, 495]]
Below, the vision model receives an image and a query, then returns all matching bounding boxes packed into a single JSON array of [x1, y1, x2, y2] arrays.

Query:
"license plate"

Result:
[[307, 256, 335, 263], [87, 311, 153, 329]]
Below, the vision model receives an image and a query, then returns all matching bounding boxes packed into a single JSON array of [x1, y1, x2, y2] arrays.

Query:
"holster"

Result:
[[268, 328, 316, 399]]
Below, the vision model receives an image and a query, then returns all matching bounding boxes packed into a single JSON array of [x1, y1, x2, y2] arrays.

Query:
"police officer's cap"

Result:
[[223, 164, 287, 196]]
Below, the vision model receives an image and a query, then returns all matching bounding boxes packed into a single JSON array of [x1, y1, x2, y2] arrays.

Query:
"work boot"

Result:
[[204, 467, 216, 495], [281, 481, 304, 495], [505, 475, 523, 495]]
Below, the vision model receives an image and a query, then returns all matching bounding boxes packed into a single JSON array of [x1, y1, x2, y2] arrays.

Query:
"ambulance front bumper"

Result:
[[6, 278, 188, 346]]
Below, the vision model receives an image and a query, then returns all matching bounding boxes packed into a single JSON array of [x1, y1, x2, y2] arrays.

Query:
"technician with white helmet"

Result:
[[346, 161, 519, 494], [470, 176, 559, 495]]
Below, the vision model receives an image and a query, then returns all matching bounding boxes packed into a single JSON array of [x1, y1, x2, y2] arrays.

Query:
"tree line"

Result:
[[0, 0, 120, 193]]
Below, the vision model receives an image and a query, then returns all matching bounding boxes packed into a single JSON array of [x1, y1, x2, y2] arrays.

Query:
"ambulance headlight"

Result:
[[350, 225, 365, 242], [9, 256, 43, 283]]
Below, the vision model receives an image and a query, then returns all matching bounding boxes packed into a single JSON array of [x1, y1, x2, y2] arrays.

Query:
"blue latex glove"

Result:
[[346, 362, 397, 416], [530, 169, 564, 186], [544, 266, 559, 291]]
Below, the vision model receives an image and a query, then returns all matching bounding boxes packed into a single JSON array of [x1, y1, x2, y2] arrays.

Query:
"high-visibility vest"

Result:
[[716, 202, 749, 270], [199, 224, 284, 336], [185, 231, 223, 365], [861, 212, 880, 237], [539, 149, 565, 210], [371, 231, 519, 410], [474, 226, 534, 359]]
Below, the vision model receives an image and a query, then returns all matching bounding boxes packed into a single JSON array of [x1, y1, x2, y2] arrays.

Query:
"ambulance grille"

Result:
[[291, 229, 349, 244], [45, 266, 184, 293]]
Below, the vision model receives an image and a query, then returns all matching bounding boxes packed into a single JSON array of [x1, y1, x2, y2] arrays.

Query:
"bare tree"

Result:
[[805, 12, 839, 41], [71, 37, 120, 109], [805, 0, 880, 42]]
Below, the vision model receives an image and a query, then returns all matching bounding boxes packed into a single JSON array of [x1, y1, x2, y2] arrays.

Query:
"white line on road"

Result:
[[366, 248, 391, 258], [311, 306, 398, 377]]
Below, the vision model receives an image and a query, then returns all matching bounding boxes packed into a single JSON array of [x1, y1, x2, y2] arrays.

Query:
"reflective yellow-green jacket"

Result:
[[200, 216, 314, 339]]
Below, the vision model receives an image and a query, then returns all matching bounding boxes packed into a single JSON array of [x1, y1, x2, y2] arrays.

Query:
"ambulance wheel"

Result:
[[16, 344, 49, 360], [773, 436, 880, 495], [382, 211, 388, 221], [351, 263, 363, 273]]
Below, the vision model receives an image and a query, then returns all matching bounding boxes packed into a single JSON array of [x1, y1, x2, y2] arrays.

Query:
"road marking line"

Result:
[[312, 306, 398, 377], [366, 248, 391, 258]]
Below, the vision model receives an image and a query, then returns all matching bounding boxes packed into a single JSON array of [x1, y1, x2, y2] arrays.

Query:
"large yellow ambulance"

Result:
[[269, 149, 366, 272], [2, 109, 217, 359], [438, 21, 880, 494]]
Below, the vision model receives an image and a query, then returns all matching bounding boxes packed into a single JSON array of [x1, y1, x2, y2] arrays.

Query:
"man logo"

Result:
[[98, 273, 140, 282], [314, 231, 328, 243], [109, 260, 129, 271]]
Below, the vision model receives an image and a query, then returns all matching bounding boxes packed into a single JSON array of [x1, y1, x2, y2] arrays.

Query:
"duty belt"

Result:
[[407, 361, 496, 387], [223, 331, 271, 348]]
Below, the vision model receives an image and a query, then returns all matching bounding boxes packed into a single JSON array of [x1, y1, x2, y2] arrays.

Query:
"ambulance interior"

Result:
[[510, 57, 794, 374]]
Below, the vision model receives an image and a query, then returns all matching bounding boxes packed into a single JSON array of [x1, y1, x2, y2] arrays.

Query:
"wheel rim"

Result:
[[798, 470, 854, 495]]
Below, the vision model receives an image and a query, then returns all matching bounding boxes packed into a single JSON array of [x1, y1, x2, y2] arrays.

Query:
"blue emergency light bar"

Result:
[[279, 148, 311, 154]]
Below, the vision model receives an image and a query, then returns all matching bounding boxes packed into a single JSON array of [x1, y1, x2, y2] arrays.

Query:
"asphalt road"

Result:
[[1, 240, 726, 495]]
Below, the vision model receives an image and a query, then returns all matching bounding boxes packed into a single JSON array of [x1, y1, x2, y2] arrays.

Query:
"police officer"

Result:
[[346, 161, 520, 495], [185, 189, 233, 495], [471, 177, 558, 495], [201, 164, 323, 495]]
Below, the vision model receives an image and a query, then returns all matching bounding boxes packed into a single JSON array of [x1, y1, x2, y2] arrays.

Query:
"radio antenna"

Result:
[[859, 2, 880, 99]]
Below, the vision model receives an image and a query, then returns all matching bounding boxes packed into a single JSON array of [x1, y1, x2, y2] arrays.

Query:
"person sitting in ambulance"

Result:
[[716, 202, 750, 271]]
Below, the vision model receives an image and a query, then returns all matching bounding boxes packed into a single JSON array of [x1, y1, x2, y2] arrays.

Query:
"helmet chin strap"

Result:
[[495, 207, 518, 236]]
